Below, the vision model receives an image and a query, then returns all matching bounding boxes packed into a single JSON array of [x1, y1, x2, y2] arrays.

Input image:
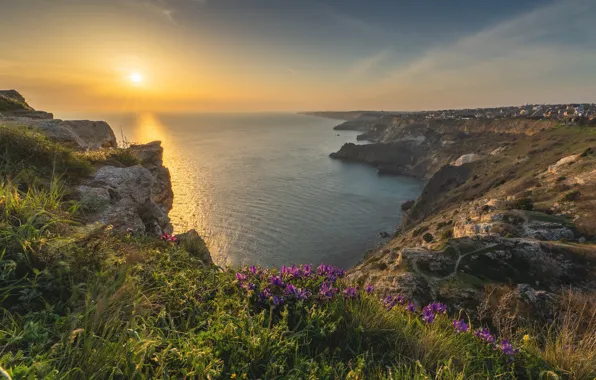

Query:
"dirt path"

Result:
[[410, 243, 502, 282]]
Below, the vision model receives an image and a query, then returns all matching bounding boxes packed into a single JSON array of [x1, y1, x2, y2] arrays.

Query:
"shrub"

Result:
[[510, 197, 534, 211], [440, 228, 454, 240], [422, 232, 434, 243], [562, 190, 581, 202]]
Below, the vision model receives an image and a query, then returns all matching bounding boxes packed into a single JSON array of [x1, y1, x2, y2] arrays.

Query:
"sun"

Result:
[[129, 72, 143, 84]]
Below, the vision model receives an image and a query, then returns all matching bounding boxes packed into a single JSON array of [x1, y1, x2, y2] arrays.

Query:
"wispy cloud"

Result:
[[359, 0, 596, 109], [348, 49, 392, 79]]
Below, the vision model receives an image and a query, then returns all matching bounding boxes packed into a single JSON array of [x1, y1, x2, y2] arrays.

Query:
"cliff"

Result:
[[331, 112, 596, 323]]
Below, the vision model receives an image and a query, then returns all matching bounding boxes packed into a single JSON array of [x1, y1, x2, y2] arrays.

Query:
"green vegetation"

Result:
[[0, 94, 31, 113], [1, 125, 596, 379]]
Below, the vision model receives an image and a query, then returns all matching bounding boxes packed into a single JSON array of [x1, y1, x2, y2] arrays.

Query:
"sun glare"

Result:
[[129, 72, 143, 84]]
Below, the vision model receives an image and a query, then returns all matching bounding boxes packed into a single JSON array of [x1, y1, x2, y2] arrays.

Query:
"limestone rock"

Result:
[[177, 229, 213, 265], [548, 154, 580, 173], [77, 165, 172, 235], [453, 153, 481, 166], [1, 118, 116, 150], [128, 141, 174, 211]]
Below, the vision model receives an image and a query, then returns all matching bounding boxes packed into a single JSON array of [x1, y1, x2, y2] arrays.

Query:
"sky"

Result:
[[1, 0, 595, 112]]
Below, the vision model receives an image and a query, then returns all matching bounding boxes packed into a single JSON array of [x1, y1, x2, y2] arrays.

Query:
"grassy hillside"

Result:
[[0, 94, 32, 113], [1, 125, 595, 379]]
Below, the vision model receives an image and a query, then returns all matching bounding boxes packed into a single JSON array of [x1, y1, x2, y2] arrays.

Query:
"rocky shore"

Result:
[[0, 89, 211, 263], [327, 112, 596, 321]]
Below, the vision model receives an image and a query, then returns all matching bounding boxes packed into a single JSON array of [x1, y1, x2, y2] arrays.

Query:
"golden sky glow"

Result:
[[1, 0, 595, 113]]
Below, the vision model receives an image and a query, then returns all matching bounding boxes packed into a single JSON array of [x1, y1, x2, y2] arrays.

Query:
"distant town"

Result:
[[407, 103, 596, 121], [306, 103, 596, 123]]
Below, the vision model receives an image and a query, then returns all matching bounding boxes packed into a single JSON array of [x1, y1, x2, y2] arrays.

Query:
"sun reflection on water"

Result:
[[131, 113, 232, 266]]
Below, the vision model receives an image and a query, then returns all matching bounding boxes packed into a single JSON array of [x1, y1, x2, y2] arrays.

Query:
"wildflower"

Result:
[[395, 294, 406, 305], [474, 328, 496, 344], [422, 306, 436, 324], [406, 302, 416, 313], [258, 288, 272, 303], [365, 284, 375, 294], [343, 286, 359, 299], [430, 302, 447, 314], [235, 272, 248, 282], [453, 319, 469, 333], [247, 283, 256, 291], [384, 296, 397, 310], [522, 334, 531, 343], [272, 295, 284, 306], [269, 275, 284, 287], [231, 374, 236, 379], [248, 265, 259, 275], [295, 288, 311, 300], [302, 264, 313, 277], [316, 263, 327, 275], [319, 282, 338, 299], [284, 283, 297, 296], [497, 339, 519, 356]]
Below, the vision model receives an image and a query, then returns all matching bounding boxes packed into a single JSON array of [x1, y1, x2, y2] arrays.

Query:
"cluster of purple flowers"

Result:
[[383, 295, 406, 311], [453, 319, 469, 333], [474, 327, 496, 344], [342, 286, 359, 299], [234, 263, 520, 358], [235, 263, 349, 308], [497, 340, 520, 356], [382, 294, 519, 356], [472, 328, 519, 356], [160, 233, 179, 243]]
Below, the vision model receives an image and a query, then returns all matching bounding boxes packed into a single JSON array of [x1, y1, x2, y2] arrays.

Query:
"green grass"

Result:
[[2, 126, 596, 379], [0, 126, 92, 183], [0, 95, 32, 113]]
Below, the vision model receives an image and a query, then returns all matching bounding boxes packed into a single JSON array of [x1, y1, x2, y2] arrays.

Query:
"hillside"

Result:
[[1, 91, 595, 379]]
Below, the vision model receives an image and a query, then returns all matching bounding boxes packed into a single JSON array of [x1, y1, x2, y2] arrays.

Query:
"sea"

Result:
[[59, 112, 423, 269]]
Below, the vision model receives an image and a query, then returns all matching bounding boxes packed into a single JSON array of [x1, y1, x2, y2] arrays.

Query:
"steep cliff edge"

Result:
[[340, 116, 596, 320], [0, 90, 200, 243]]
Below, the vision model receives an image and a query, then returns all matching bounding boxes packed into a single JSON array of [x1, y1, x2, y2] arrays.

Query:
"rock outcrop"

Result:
[[1, 118, 117, 150], [128, 141, 174, 212], [77, 165, 173, 235], [0, 90, 53, 119]]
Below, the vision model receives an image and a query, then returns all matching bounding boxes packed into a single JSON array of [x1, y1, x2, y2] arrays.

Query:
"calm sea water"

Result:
[[60, 112, 423, 269]]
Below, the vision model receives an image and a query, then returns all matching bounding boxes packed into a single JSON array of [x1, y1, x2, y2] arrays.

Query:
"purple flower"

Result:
[[302, 264, 313, 277], [248, 266, 259, 275], [395, 295, 406, 305], [247, 283, 256, 291], [272, 295, 284, 306], [295, 288, 311, 300], [269, 275, 284, 287], [284, 283, 297, 296], [422, 306, 436, 323], [384, 296, 397, 310], [453, 319, 469, 333], [498, 340, 519, 356], [319, 282, 338, 299], [316, 263, 327, 276], [235, 272, 248, 282], [343, 286, 359, 299], [406, 302, 416, 313], [258, 288, 272, 303], [365, 284, 375, 294], [430, 302, 447, 314], [474, 328, 496, 344]]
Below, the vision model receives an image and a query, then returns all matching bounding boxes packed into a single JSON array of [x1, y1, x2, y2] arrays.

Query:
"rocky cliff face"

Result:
[[0, 90, 53, 119], [0, 90, 186, 241], [336, 113, 596, 319]]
